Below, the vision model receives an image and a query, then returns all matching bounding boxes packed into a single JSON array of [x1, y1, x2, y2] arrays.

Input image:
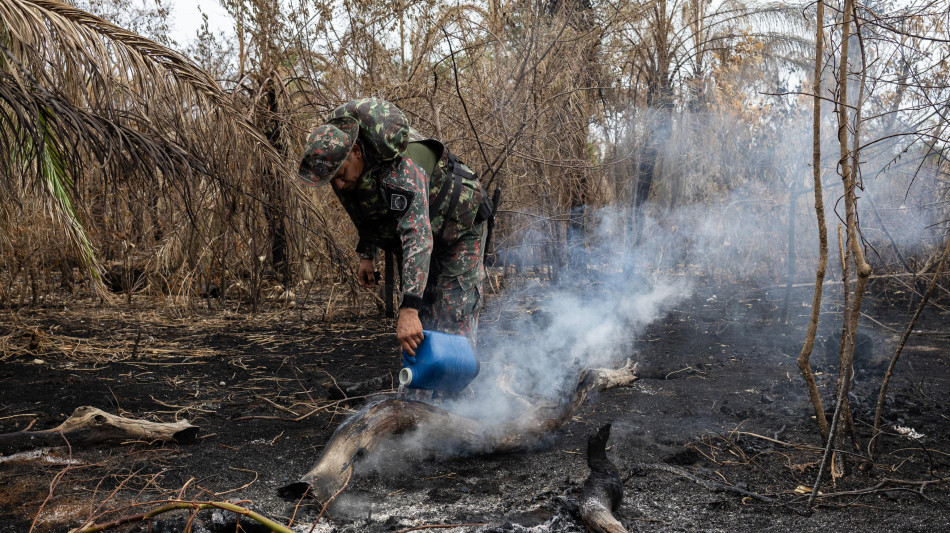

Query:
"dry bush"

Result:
[[0, 0, 355, 310], [1, 0, 947, 310]]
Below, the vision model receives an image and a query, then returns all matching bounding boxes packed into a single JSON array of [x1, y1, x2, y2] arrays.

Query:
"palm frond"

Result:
[[0, 0, 292, 293]]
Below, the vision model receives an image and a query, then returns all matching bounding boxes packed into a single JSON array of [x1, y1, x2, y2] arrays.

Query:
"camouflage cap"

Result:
[[298, 116, 359, 187]]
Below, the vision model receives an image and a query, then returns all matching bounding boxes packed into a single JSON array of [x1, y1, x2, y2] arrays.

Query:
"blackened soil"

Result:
[[1, 280, 948, 533]]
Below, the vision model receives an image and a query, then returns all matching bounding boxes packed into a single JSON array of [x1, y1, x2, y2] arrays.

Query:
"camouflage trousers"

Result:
[[418, 221, 487, 346]]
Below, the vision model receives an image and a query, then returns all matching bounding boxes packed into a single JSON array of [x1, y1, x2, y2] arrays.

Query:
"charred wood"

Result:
[[0, 406, 197, 454], [280, 361, 638, 507], [579, 423, 627, 533]]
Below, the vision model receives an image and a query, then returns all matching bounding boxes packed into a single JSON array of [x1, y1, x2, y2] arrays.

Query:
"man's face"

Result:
[[330, 144, 364, 191]]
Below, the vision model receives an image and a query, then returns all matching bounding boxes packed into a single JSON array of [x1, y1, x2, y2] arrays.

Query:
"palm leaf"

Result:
[[0, 0, 289, 292]]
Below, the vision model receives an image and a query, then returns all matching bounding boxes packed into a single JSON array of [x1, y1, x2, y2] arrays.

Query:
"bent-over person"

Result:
[[299, 98, 491, 359]]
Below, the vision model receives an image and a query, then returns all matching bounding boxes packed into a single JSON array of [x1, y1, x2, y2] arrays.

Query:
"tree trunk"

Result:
[[630, 0, 674, 246], [262, 80, 292, 287], [797, 0, 830, 441], [781, 181, 798, 322], [281, 361, 638, 506]]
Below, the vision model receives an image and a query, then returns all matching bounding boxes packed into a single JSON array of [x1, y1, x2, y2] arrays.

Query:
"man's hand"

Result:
[[357, 258, 377, 287], [397, 308, 424, 356]]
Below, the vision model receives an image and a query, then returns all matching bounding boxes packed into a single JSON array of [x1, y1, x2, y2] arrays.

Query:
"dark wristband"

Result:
[[399, 295, 423, 310]]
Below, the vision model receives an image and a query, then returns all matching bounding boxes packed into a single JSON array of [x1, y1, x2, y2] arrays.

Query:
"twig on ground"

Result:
[[29, 464, 75, 532], [309, 465, 353, 532], [886, 447, 950, 459], [797, 476, 949, 502], [731, 431, 821, 451], [257, 394, 305, 416], [66, 500, 293, 533], [664, 365, 706, 379], [625, 462, 777, 504], [0, 413, 38, 422], [148, 396, 214, 414], [287, 483, 312, 528], [729, 431, 867, 460], [231, 395, 369, 422], [859, 312, 900, 333], [77, 467, 151, 532], [322, 369, 345, 399], [215, 467, 259, 496], [176, 478, 195, 500], [127, 470, 168, 513], [29, 433, 75, 532]]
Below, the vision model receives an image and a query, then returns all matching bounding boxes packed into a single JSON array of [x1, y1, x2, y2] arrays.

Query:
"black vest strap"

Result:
[[438, 154, 466, 240], [429, 166, 454, 221], [405, 143, 476, 243]]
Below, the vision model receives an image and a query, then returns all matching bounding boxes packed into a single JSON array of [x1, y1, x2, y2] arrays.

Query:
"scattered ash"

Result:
[[1, 284, 948, 533]]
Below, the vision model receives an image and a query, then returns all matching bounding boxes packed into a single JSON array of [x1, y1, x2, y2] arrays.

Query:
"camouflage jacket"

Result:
[[329, 98, 483, 305]]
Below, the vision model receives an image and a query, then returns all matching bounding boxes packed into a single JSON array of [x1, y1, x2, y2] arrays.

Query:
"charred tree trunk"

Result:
[[630, 118, 661, 246], [781, 181, 799, 323], [281, 361, 638, 506], [811, 0, 868, 501], [579, 424, 627, 533], [261, 78, 292, 287], [630, 0, 674, 247], [564, 0, 600, 272]]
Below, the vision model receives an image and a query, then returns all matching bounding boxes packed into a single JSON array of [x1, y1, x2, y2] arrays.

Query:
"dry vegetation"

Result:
[[1, 0, 947, 298]]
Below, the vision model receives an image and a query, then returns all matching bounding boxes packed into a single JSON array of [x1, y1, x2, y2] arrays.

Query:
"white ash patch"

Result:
[[893, 426, 925, 439], [0, 448, 82, 465]]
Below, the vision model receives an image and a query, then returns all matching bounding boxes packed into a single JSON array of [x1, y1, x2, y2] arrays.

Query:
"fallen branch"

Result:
[[0, 407, 197, 454], [793, 476, 949, 502], [66, 500, 292, 533], [281, 361, 638, 507], [729, 431, 866, 460], [628, 463, 776, 505]]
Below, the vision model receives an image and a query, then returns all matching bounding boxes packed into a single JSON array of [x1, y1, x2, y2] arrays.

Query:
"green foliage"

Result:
[[35, 110, 97, 274]]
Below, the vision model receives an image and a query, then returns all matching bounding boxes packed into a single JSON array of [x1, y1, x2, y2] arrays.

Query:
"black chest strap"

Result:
[[404, 143, 475, 243], [436, 154, 468, 241], [429, 163, 454, 220]]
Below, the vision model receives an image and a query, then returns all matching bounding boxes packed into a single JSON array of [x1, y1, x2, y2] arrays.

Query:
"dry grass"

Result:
[[0, 0, 947, 309]]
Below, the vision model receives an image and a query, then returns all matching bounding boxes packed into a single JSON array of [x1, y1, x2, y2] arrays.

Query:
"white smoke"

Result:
[[440, 207, 694, 424], [362, 101, 948, 459]]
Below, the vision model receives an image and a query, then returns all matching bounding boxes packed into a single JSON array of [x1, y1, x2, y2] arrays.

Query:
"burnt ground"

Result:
[[0, 276, 948, 533]]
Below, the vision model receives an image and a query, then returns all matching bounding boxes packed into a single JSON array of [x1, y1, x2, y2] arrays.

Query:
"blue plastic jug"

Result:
[[399, 330, 479, 392]]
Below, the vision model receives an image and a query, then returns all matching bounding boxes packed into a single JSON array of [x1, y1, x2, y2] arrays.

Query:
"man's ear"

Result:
[[351, 142, 363, 160]]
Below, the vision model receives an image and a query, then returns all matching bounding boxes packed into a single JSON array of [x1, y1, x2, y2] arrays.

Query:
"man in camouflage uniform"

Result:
[[299, 98, 488, 357]]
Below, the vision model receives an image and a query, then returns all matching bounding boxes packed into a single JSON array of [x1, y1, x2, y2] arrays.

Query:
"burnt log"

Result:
[[579, 424, 628, 533], [0, 406, 197, 454], [281, 360, 637, 506]]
